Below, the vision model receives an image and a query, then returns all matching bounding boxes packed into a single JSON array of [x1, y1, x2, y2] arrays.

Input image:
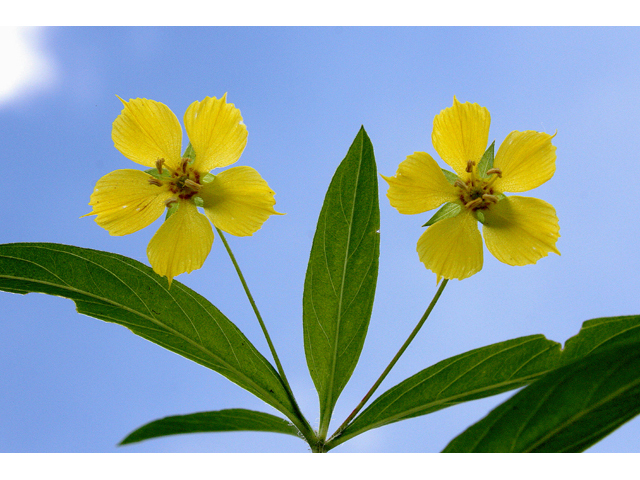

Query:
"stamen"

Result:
[[155, 158, 165, 174], [164, 197, 178, 207], [486, 168, 502, 177], [465, 160, 475, 173], [184, 179, 202, 191], [148, 178, 163, 187], [485, 174, 501, 189], [454, 179, 469, 192], [482, 194, 499, 203], [464, 198, 483, 209], [180, 158, 190, 170]]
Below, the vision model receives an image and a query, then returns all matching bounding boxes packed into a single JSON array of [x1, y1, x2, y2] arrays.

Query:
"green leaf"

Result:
[[329, 314, 640, 448], [443, 341, 640, 452], [476, 140, 495, 178], [329, 335, 562, 448], [561, 315, 640, 364], [422, 202, 462, 227], [0, 243, 303, 429], [440, 168, 460, 185], [303, 126, 380, 435], [120, 409, 301, 445]]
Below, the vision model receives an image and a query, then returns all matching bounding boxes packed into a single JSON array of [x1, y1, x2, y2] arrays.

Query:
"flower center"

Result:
[[148, 158, 202, 206], [455, 160, 502, 211]]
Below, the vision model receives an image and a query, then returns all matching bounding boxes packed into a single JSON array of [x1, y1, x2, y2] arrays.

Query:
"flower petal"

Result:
[[200, 166, 282, 237], [382, 152, 459, 215], [183, 95, 248, 172], [112, 97, 183, 169], [432, 97, 491, 176], [84, 169, 171, 236], [482, 196, 560, 266], [416, 209, 483, 282], [146, 200, 214, 285], [492, 130, 556, 192]]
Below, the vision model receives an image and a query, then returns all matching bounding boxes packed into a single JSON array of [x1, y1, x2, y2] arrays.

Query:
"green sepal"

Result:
[[423, 202, 462, 227], [144, 167, 171, 180], [165, 201, 179, 220], [476, 141, 495, 178], [202, 173, 215, 184], [441, 169, 460, 185], [182, 142, 196, 162]]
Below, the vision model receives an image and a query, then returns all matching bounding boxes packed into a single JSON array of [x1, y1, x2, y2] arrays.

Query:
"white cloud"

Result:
[[0, 27, 56, 105]]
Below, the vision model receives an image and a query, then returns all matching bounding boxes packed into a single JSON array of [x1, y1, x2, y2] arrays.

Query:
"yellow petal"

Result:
[[381, 152, 459, 215], [112, 97, 183, 169], [84, 169, 171, 236], [482, 196, 560, 266], [416, 209, 483, 282], [492, 131, 556, 193], [432, 97, 491, 176], [146, 200, 214, 286], [183, 95, 248, 172], [200, 166, 282, 237]]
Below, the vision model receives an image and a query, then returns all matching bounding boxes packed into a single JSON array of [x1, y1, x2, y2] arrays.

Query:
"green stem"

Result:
[[216, 227, 315, 442], [326, 279, 449, 448]]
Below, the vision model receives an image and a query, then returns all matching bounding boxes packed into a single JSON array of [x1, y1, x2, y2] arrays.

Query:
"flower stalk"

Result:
[[326, 279, 449, 449], [216, 227, 316, 443]]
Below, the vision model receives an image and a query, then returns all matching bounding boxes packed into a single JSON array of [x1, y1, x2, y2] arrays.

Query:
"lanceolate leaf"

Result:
[[120, 409, 300, 445], [329, 335, 561, 448], [329, 315, 640, 448], [0, 243, 302, 430], [303, 127, 380, 434], [443, 341, 640, 452], [561, 315, 640, 363]]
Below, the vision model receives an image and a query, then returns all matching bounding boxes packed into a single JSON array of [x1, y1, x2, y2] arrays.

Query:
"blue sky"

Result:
[[1, 26, 640, 453]]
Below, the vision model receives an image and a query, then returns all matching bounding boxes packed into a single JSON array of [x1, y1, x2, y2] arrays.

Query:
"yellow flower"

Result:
[[382, 97, 560, 282], [85, 95, 282, 285]]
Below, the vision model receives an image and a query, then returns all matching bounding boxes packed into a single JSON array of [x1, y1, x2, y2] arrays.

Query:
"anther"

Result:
[[482, 194, 499, 203], [464, 198, 483, 209], [164, 197, 178, 207], [148, 178, 163, 187], [454, 179, 469, 192], [486, 168, 502, 177], [180, 158, 190, 170], [465, 160, 475, 173], [184, 179, 202, 191], [155, 158, 165, 174]]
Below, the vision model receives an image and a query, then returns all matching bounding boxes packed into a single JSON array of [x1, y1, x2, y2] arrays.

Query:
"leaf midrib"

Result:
[[323, 132, 364, 426]]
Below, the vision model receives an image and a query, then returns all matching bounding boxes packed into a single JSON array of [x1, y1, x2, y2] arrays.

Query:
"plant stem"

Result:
[[326, 279, 449, 448], [216, 227, 315, 442]]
